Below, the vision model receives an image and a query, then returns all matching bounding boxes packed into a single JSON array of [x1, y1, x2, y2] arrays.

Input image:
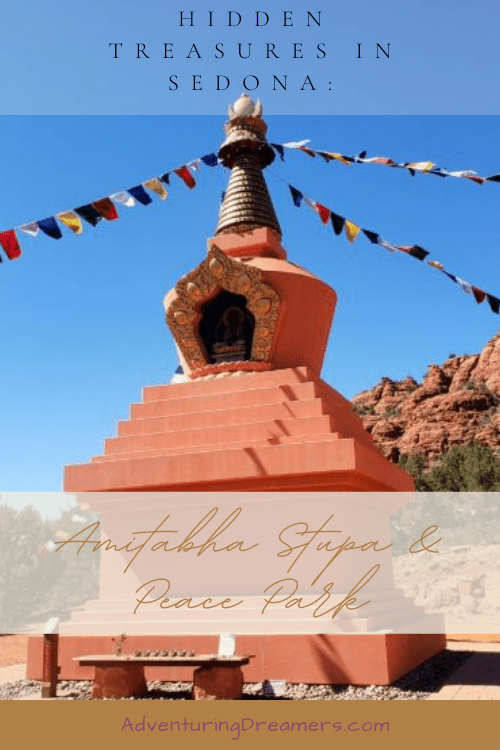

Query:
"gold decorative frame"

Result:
[[165, 245, 280, 372]]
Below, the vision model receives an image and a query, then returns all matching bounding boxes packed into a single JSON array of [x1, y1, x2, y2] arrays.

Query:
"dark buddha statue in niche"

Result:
[[199, 290, 255, 364]]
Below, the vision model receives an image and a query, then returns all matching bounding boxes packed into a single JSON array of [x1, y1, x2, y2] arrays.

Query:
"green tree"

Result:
[[44, 505, 99, 614], [0, 502, 99, 630], [425, 443, 500, 491], [401, 443, 500, 492], [0, 504, 60, 629], [393, 444, 500, 552], [399, 453, 432, 491]]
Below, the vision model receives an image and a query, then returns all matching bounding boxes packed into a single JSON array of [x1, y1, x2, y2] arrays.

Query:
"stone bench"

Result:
[[76, 654, 252, 700]]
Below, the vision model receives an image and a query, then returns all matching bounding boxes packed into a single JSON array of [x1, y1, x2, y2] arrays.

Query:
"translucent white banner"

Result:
[[2, 2, 500, 114], [0, 492, 498, 635]]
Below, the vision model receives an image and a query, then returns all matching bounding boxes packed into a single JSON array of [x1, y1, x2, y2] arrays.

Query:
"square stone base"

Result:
[[27, 632, 446, 687]]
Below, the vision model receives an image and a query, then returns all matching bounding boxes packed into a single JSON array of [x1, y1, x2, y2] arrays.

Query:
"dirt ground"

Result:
[[393, 544, 500, 635], [0, 635, 29, 666]]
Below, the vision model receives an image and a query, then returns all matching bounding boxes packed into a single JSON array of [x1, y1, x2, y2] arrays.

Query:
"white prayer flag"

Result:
[[378, 239, 399, 253], [19, 222, 40, 237], [110, 192, 136, 207], [456, 277, 473, 294], [282, 139, 311, 149]]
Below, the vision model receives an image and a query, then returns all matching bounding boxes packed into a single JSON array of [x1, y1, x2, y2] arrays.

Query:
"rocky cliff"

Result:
[[351, 331, 500, 464]]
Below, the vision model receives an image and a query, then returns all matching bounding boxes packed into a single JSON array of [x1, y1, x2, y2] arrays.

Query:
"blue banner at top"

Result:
[[2, 0, 500, 114]]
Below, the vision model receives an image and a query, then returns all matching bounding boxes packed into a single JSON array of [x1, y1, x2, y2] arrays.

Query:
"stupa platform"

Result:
[[27, 631, 445, 686], [64, 366, 413, 493]]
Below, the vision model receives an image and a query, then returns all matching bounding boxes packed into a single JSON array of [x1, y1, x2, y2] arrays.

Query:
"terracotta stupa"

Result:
[[65, 96, 414, 494], [28, 97, 445, 688]]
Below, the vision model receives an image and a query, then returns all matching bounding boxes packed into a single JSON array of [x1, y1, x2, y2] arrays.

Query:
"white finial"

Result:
[[228, 94, 263, 119]]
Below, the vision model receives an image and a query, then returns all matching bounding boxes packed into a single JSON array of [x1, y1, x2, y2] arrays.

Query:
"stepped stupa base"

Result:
[[64, 367, 414, 493], [27, 632, 446, 686], [50, 366, 441, 688]]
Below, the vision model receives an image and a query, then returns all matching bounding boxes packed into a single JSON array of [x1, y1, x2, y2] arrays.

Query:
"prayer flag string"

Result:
[[0, 152, 220, 263], [272, 142, 500, 186], [282, 179, 500, 315]]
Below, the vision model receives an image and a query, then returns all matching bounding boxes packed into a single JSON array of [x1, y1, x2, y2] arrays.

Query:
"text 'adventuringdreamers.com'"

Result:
[[121, 716, 390, 740]]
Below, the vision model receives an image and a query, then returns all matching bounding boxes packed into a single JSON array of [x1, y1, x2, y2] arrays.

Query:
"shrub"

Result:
[[384, 407, 401, 418], [400, 443, 500, 492], [462, 380, 477, 391], [352, 403, 375, 416], [394, 445, 500, 552]]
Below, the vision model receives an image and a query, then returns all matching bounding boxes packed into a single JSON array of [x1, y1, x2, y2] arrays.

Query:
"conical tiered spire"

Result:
[[215, 95, 281, 237]]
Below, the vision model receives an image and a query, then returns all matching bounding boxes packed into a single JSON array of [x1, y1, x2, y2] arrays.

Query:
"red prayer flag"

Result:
[[174, 166, 196, 189], [472, 286, 486, 304], [372, 157, 395, 165], [465, 176, 485, 185], [315, 203, 331, 224], [396, 245, 429, 261], [0, 229, 21, 259], [299, 147, 316, 157], [92, 198, 119, 221]]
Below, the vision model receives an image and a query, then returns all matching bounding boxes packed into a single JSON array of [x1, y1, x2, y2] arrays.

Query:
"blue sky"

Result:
[[1, 0, 499, 515], [1, 114, 500, 513]]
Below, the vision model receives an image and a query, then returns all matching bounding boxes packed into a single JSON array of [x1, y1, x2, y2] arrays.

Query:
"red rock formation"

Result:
[[351, 331, 500, 465]]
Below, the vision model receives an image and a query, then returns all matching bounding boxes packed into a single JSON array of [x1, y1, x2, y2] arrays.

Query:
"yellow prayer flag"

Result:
[[144, 178, 168, 200], [322, 152, 352, 166], [344, 220, 360, 244], [427, 260, 444, 270], [407, 161, 434, 172], [57, 211, 83, 234]]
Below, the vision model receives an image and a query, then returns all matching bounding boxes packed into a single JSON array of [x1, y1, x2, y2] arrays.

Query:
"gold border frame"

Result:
[[166, 245, 280, 371]]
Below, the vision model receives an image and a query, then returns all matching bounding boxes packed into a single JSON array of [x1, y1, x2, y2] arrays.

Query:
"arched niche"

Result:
[[165, 245, 280, 375], [199, 290, 255, 364]]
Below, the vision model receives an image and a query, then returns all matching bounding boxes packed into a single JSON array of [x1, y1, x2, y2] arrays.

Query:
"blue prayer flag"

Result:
[[487, 294, 500, 314], [289, 185, 303, 207], [201, 153, 218, 167], [127, 185, 153, 206], [75, 205, 103, 227], [38, 217, 62, 239], [271, 144, 285, 161], [362, 229, 379, 244]]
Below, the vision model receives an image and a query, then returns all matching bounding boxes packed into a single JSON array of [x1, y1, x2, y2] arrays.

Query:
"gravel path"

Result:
[[0, 649, 472, 700]]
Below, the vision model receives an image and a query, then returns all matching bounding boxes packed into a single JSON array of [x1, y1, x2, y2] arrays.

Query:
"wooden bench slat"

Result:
[[75, 654, 251, 668]]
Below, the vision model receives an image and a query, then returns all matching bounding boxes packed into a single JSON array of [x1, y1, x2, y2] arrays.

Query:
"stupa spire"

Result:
[[215, 94, 281, 238]]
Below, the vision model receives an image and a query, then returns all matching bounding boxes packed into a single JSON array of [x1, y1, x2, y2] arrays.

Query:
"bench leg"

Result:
[[193, 665, 243, 700], [92, 665, 147, 699], [41, 634, 59, 698]]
